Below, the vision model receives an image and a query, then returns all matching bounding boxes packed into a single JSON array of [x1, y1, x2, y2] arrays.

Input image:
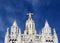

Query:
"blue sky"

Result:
[[0, 0, 60, 43]]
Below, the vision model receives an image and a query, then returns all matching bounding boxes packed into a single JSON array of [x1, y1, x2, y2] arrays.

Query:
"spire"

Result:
[[27, 13, 33, 19], [53, 28, 58, 43], [53, 28, 57, 35], [5, 28, 9, 43], [53, 28, 57, 37], [11, 20, 18, 35], [12, 20, 17, 26], [53, 28, 56, 33], [45, 20, 49, 27], [43, 20, 51, 35], [7, 28, 9, 32], [6, 27, 9, 35]]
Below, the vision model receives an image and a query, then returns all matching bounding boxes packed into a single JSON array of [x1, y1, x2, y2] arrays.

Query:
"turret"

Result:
[[4, 28, 9, 43], [53, 28, 58, 43]]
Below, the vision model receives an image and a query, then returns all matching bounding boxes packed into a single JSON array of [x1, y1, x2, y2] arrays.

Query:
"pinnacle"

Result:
[[13, 20, 17, 26], [53, 28, 56, 33], [45, 20, 49, 27]]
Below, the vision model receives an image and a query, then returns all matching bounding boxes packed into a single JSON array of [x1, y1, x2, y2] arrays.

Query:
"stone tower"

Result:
[[5, 20, 21, 43]]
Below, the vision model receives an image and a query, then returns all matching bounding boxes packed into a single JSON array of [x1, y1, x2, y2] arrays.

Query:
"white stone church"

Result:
[[4, 13, 58, 43]]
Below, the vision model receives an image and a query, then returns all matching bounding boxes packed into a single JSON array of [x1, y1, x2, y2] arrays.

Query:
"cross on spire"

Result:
[[27, 13, 33, 19]]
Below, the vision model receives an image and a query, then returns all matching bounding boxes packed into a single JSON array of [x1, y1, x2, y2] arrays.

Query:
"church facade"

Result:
[[4, 13, 58, 43]]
